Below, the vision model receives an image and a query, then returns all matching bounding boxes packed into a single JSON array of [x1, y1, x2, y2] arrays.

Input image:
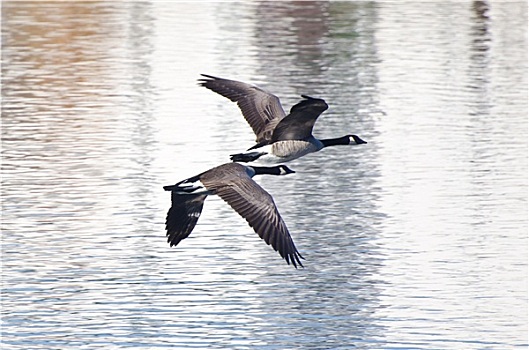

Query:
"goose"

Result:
[[163, 162, 303, 268], [198, 74, 367, 163]]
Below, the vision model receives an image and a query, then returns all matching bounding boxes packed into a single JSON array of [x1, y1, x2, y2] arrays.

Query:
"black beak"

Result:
[[353, 135, 367, 144]]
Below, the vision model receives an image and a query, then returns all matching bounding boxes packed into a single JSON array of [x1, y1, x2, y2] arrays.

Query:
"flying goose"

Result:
[[163, 162, 303, 268], [198, 74, 367, 163]]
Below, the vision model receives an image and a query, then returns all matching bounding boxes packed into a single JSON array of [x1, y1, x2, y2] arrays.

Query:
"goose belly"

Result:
[[271, 140, 322, 161]]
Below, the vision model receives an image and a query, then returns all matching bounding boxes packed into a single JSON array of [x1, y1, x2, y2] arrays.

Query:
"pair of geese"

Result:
[[164, 74, 367, 268]]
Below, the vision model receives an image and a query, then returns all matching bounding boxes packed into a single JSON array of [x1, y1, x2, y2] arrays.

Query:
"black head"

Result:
[[348, 134, 367, 145], [276, 164, 295, 175]]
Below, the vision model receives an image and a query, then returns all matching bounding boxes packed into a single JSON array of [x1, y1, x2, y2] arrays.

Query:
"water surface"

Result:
[[2, 1, 527, 349]]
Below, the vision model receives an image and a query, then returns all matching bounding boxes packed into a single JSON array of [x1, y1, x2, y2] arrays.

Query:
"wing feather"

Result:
[[198, 74, 287, 143], [201, 173, 303, 268], [272, 96, 328, 142], [165, 192, 208, 247]]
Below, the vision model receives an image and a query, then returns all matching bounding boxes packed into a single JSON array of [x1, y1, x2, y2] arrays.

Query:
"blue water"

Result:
[[2, 2, 527, 349]]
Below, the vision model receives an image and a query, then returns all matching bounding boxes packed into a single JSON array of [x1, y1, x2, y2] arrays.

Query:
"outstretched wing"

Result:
[[271, 95, 328, 142], [198, 74, 287, 143], [201, 169, 304, 268], [165, 192, 208, 247]]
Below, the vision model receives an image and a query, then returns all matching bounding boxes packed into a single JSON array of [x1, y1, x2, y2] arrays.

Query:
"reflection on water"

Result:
[[2, 1, 527, 349]]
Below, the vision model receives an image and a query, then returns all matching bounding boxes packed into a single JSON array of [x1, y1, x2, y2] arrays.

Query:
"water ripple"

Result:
[[2, 1, 527, 349]]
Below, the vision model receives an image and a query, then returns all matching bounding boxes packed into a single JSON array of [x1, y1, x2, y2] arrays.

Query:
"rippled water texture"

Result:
[[2, 1, 527, 349]]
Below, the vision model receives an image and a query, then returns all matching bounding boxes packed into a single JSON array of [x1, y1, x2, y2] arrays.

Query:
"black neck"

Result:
[[321, 136, 350, 147], [251, 166, 283, 175]]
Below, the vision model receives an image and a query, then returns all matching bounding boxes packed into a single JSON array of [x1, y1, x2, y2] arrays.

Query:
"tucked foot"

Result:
[[230, 152, 267, 162]]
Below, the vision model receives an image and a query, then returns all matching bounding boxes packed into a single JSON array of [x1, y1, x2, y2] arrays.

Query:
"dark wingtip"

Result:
[[200, 73, 217, 79], [290, 95, 328, 114], [283, 250, 305, 269], [289, 252, 305, 269], [197, 74, 219, 86]]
